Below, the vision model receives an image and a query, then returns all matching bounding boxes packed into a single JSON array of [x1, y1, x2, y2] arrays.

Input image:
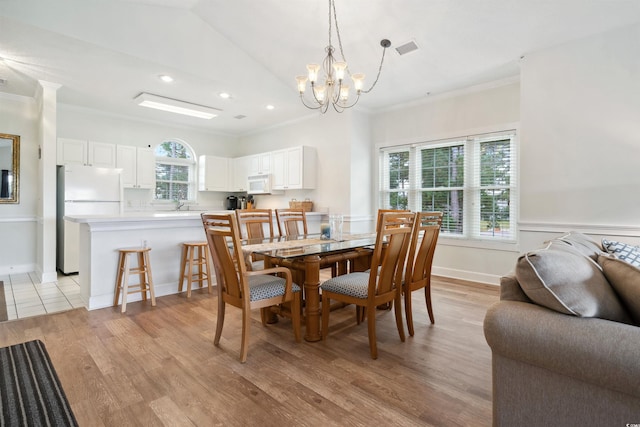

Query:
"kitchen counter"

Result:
[[66, 210, 324, 310]]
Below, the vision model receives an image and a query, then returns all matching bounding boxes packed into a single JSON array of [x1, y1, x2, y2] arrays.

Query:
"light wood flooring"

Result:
[[0, 276, 498, 426]]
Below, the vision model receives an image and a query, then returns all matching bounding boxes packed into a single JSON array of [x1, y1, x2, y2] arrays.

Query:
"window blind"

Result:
[[379, 130, 517, 241]]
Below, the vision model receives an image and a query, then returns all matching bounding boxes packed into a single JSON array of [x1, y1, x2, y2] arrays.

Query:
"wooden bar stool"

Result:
[[113, 247, 156, 313], [178, 241, 213, 297]]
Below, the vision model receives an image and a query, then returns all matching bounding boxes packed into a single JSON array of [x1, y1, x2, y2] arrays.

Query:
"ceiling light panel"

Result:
[[134, 93, 221, 119]]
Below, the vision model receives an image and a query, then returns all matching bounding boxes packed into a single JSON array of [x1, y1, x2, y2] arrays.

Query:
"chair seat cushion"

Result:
[[321, 272, 370, 299], [248, 275, 300, 301]]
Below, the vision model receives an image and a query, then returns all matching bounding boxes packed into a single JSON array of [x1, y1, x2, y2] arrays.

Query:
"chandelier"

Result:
[[296, 0, 391, 113]]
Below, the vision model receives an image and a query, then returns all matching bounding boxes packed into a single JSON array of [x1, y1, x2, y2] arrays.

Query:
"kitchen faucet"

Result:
[[175, 201, 185, 211]]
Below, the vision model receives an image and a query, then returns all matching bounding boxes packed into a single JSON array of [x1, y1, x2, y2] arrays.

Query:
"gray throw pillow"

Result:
[[598, 254, 640, 325], [557, 231, 604, 260], [515, 243, 631, 322], [602, 239, 640, 267]]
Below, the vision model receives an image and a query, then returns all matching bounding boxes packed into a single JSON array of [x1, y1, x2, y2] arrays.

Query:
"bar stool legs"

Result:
[[178, 242, 212, 297], [114, 247, 156, 313]]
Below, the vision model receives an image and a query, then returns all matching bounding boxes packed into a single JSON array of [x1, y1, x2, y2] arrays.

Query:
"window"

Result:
[[154, 140, 196, 202], [379, 130, 517, 242]]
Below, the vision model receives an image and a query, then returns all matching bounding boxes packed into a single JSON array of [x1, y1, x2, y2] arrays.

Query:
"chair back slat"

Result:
[[376, 209, 411, 232], [275, 209, 308, 237], [406, 212, 443, 287], [369, 212, 416, 297], [236, 209, 274, 240]]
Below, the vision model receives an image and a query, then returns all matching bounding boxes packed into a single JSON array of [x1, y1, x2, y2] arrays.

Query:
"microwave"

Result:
[[247, 174, 273, 195]]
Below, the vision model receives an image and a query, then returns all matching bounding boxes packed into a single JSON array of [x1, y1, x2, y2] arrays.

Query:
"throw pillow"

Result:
[[598, 254, 640, 325], [515, 242, 631, 322], [556, 231, 604, 260], [602, 239, 640, 267]]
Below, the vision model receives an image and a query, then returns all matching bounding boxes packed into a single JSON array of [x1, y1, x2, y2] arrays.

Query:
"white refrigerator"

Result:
[[57, 164, 123, 274]]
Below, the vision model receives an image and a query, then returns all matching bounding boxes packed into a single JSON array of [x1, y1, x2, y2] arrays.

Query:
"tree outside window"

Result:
[[155, 140, 195, 202]]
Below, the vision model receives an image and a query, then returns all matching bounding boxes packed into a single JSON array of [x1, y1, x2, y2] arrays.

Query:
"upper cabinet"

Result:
[[57, 138, 116, 168], [271, 146, 316, 190], [231, 156, 250, 192], [116, 146, 155, 189], [199, 155, 229, 192], [247, 152, 271, 176]]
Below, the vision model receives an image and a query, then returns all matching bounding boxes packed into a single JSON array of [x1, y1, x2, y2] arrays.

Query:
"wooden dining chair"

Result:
[[235, 209, 274, 270], [275, 208, 308, 237], [202, 213, 301, 363], [376, 209, 411, 232], [320, 212, 416, 359], [404, 211, 443, 336]]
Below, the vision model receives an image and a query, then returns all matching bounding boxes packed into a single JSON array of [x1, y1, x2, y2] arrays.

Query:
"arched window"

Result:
[[154, 139, 196, 202]]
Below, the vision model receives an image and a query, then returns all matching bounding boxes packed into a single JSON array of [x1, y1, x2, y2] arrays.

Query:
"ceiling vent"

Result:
[[234, 115, 247, 119], [395, 40, 419, 56], [0, 78, 7, 86]]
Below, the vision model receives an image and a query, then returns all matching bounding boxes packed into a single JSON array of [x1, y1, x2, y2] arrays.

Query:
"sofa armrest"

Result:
[[484, 300, 640, 398]]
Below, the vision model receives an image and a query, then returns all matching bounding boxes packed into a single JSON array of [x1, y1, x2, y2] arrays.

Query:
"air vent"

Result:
[[234, 115, 247, 120], [395, 40, 419, 56], [0, 78, 7, 86]]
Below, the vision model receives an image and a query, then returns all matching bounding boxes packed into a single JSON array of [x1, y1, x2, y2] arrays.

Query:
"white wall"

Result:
[[0, 94, 39, 275], [371, 82, 521, 284], [519, 22, 640, 240]]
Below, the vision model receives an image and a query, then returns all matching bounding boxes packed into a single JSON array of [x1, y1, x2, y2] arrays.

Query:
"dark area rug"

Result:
[[0, 340, 78, 426], [0, 281, 6, 321]]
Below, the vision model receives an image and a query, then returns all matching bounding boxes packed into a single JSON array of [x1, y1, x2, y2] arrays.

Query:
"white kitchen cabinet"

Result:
[[199, 155, 229, 192], [116, 145, 156, 189], [57, 138, 116, 168], [231, 156, 250, 192], [247, 152, 271, 176], [271, 146, 316, 190]]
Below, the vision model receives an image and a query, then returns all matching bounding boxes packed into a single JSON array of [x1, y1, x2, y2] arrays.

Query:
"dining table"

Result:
[[241, 233, 377, 342]]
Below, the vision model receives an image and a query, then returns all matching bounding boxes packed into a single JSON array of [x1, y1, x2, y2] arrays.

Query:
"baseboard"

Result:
[[432, 266, 500, 286], [0, 263, 36, 276]]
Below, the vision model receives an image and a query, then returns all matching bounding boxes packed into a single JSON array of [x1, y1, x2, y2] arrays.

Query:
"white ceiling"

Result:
[[1, 0, 639, 136]]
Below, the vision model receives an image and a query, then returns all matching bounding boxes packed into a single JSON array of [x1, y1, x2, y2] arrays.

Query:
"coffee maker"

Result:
[[226, 195, 238, 210]]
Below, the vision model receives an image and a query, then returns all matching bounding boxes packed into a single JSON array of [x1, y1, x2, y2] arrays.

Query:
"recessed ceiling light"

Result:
[[134, 93, 221, 119], [159, 75, 174, 83], [219, 92, 231, 99], [266, 105, 275, 110]]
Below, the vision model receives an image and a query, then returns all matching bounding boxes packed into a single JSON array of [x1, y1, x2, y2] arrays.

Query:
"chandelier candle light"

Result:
[[296, 0, 391, 113]]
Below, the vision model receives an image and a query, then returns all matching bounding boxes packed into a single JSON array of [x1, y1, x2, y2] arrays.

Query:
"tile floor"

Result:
[[1, 272, 84, 321]]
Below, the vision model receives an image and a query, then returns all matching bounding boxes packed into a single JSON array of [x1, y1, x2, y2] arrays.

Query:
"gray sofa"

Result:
[[484, 232, 640, 427]]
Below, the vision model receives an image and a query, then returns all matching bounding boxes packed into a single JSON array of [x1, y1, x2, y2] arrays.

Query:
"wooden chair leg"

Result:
[[137, 252, 147, 302], [114, 253, 125, 307], [144, 250, 156, 306], [121, 254, 130, 313], [178, 244, 187, 293], [292, 292, 302, 342], [425, 283, 435, 324], [321, 295, 331, 340], [394, 291, 405, 342], [214, 300, 225, 346], [204, 247, 213, 294], [186, 245, 195, 298], [240, 305, 251, 363], [405, 287, 415, 336], [366, 305, 378, 359]]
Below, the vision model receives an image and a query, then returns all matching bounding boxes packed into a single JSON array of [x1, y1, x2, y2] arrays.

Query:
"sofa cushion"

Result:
[[556, 231, 604, 260], [602, 239, 640, 267], [515, 242, 630, 322], [598, 254, 640, 324], [500, 274, 532, 303]]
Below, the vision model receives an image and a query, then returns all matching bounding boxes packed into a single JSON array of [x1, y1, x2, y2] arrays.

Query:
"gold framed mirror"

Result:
[[0, 133, 20, 204]]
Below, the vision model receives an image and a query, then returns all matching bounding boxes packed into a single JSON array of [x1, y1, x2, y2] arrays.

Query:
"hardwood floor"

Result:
[[0, 276, 498, 426]]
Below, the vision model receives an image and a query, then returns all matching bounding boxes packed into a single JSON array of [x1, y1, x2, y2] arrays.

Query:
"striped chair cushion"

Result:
[[248, 274, 301, 301], [321, 272, 370, 299]]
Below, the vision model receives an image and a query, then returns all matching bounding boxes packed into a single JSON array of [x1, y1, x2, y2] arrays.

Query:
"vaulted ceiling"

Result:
[[1, 0, 639, 135]]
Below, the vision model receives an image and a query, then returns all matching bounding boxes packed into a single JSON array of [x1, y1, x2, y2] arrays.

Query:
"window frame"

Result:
[[378, 128, 518, 246], [154, 139, 197, 203]]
